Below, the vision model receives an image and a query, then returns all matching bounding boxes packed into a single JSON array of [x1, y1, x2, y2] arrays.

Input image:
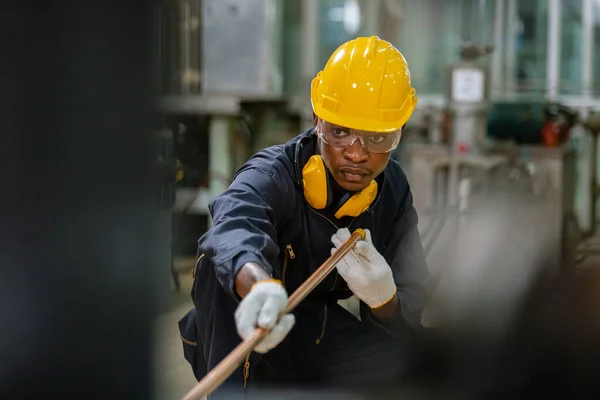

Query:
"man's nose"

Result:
[[343, 137, 369, 161]]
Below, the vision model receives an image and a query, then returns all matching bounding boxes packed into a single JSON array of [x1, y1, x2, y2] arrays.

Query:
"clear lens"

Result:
[[317, 122, 401, 153]]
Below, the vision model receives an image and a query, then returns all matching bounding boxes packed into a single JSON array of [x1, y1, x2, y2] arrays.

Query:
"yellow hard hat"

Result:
[[311, 36, 418, 133]]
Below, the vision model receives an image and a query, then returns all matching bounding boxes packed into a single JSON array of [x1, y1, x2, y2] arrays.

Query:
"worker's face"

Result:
[[314, 117, 394, 192]]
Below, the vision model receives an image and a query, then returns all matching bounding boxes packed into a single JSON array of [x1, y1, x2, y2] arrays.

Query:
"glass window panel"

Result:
[[394, 0, 494, 95], [318, 0, 365, 68], [282, 0, 302, 96], [465, 0, 496, 45], [560, 0, 583, 95], [315, 0, 497, 96], [395, 0, 458, 95], [508, 0, 548, 96], [594, 0, 600, 95]]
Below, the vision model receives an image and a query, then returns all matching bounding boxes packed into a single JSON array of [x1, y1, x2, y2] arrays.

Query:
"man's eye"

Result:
[[369, 135, 386, 143], [332, 128, 348, 137]]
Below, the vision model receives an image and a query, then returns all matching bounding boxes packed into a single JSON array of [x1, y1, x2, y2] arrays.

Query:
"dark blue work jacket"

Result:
[[179, 129, 429, 392]]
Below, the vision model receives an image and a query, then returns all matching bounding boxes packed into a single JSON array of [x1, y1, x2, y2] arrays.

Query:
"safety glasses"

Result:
[[316, 121, 402, 154]]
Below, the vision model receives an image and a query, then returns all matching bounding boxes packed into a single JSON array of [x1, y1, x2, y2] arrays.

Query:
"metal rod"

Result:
[[181, 228, 367, 400]]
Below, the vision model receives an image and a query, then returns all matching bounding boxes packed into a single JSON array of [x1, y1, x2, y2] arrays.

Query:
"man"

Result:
[[179, 36, 428, 397]]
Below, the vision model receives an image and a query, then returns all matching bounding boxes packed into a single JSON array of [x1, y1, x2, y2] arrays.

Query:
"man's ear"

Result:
[[312, 113, 318, 127]]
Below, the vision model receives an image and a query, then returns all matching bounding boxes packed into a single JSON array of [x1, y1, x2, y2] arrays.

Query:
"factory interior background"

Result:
[[152, 0, 600, 398], [3, 0, 600, 399]]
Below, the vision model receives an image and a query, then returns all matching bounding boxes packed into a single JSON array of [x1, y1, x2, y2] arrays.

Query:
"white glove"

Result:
[[234, 279, 295, 353], [331, 228, 397, 309]]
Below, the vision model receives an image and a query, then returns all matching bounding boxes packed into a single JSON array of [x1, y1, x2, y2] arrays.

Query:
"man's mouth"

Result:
[[339, 168, 370, 182]]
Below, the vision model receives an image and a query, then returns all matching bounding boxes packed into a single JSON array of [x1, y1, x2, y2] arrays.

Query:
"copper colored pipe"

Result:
[[181, 228, 367, 400]]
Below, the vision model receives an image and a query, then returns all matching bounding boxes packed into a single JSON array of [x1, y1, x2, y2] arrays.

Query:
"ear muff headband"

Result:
[[294, 135, 311, 188]]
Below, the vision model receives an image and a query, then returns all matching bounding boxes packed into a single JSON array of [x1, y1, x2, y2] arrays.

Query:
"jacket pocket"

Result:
[[177, 308, 207, 381]]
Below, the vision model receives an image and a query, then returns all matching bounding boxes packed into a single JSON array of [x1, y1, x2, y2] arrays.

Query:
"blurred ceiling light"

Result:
[[327, 0, 362, 35], [327, 6, 344, 22], [343, 0, 361, 35]]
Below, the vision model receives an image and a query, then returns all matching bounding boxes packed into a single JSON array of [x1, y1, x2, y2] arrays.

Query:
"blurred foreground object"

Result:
[[414, 181, 600, 398], [0, 2, 160, 398], [423, 180, 557, 331]]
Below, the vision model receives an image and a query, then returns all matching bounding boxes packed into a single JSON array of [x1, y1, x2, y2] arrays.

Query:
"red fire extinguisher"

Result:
[[541, 103, 578, 147], [541, 120, 561, 147]]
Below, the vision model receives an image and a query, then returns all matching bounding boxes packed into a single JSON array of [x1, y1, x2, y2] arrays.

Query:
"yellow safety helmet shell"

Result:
[[311, 36, 418, 133]]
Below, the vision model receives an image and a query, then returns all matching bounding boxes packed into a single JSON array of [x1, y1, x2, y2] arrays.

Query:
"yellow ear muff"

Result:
[[301, 154, 378, 218], [334, 180, 378, 219], [301, 155, 329, 209]]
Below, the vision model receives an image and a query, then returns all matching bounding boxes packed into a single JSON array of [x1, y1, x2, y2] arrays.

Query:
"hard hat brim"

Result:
[[311, 96, 418, 133]]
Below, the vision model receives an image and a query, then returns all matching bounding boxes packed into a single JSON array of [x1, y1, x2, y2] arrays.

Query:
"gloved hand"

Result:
[[234, 279, 295, 353], [331, 228, 397, 309]]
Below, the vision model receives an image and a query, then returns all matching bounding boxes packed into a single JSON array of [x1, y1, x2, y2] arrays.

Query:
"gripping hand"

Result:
[[234, 279, 295, 353], [331, 228, 397, 308]]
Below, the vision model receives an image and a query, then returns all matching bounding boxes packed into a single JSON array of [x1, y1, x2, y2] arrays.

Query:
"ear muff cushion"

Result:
[[334, 180, 378, 219], [301, 155, 330, 210]]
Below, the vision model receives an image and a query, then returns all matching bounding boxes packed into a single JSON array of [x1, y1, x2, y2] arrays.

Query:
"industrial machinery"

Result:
[[155, 0, 298, 271], [155, 0, 588, 293], [410, 38, 581, 315], [446, 43, 494, 153], [152, 0, 282, 287]]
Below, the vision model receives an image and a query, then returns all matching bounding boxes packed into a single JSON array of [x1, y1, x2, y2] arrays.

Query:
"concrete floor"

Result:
[[153, 271, 197, 400]]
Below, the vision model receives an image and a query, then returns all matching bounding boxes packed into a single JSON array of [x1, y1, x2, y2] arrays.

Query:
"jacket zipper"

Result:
[[282, 244, 295, 288], [315, 303, 328, 345], [241, 177, 384, 388], [308, 207, 358, 292], [243, 353, 251, 388], [305, 208, 360, 346]]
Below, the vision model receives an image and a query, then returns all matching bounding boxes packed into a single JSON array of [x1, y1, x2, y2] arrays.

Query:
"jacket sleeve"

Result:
[[361, 189, 429, 338], [197, 164, 294, 298]]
